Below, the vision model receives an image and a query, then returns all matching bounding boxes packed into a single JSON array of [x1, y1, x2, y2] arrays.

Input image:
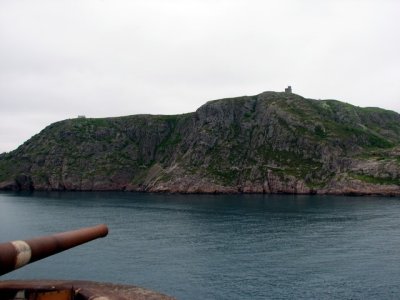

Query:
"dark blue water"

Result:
[[1, 192, 400, 299]]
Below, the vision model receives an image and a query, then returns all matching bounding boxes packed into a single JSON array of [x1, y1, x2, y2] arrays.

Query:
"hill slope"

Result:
[[1, 91, 400, 195]]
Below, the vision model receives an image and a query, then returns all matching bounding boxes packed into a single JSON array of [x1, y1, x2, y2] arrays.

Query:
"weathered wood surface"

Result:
[[0, 280, 176, 300]]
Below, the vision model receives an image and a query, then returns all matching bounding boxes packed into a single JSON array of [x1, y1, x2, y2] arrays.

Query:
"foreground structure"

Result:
[[0, 225, 175, 300]]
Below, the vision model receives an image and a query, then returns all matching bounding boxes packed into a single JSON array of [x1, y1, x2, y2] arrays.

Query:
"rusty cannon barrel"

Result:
[[0, 224, 108, 276]]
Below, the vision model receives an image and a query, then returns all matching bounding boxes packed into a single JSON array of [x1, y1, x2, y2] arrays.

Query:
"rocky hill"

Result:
[[1, 91, 400, 195]]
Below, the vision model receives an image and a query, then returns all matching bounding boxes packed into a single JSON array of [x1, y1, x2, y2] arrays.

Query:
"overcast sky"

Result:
[[1, 0, 399, 153]]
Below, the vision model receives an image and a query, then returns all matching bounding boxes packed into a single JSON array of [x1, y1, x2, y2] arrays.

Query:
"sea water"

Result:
[[1, 191, 400, 299]]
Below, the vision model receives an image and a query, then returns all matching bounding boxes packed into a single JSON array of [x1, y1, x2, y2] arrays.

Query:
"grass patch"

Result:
[[352, 173, 400, 185], [206, 165, 239, 185], [257, 146, 323, 181]]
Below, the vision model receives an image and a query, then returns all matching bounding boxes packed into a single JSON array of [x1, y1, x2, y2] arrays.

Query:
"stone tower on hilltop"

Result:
[[285, 86, 292, 93]]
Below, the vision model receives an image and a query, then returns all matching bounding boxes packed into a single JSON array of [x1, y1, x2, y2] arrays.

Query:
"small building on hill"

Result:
[[285, 86, 292, 93]]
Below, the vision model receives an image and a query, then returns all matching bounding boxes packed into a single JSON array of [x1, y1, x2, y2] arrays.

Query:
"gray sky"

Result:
[[1, 0, 400, 153]]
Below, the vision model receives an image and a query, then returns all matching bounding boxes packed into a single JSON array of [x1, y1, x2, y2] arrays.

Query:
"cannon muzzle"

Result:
[[0, 224, 108, 276]]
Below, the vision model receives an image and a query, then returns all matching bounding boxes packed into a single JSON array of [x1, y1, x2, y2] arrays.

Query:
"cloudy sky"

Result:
[[1, 0, 399, 153]]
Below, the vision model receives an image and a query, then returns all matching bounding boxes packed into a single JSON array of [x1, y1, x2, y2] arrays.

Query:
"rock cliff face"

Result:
[[1, 91, 400, 195]]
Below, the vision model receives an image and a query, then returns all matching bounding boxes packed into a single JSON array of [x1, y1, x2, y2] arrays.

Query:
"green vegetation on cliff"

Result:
[[1, 91, 400, 195]]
